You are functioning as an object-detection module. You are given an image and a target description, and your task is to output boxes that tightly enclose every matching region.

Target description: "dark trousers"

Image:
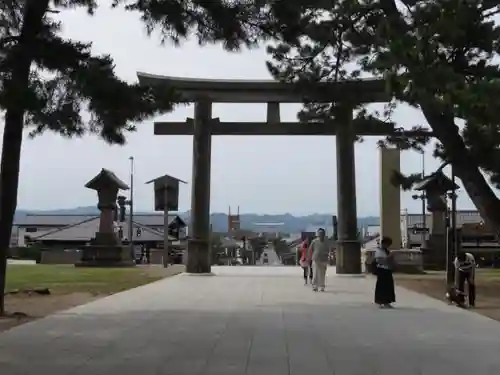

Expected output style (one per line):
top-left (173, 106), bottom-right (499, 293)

top-left (458, 271), bottom-right (476, 306)
top-left (303, 262), bottom-right (313, 280)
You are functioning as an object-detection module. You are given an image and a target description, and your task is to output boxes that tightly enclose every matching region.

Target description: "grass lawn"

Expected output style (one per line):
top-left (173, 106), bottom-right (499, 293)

top-left (395, 269), bottom-right (500, 321)
top-left (6, 264), bottom-right (179, 295)
top-left (1, 264), bottom-right (184, 331)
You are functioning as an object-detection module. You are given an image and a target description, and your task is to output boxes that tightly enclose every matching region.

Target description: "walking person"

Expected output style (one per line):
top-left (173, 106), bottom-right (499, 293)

top-left (299, 239), bottom-right (313, 285)
top-left (309, 228), bottom-right (330, 292)
top-left (454, 252), bottom-right (476, 307)
top-left (374, 236), bottom-right (396, 308)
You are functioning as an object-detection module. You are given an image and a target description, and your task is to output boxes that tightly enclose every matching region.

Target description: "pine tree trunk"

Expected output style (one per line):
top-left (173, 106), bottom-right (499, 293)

top-left (378, 0), bottom-right (500, 236)
top-left (0, 110), bottom-right (25, 315)
top-left (421, 105), bottom-right (500, 238)
top-left (451, 162), bottom-right (500, 233)
top-left (0, 0), bottom-right (49, 315)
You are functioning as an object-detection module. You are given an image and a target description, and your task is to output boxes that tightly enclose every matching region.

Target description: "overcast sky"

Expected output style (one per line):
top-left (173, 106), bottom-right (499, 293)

top-left (2, 4), bottom-right (483, 216)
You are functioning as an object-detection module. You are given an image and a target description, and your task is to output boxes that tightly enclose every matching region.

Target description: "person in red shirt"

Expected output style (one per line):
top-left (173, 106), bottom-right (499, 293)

top-left (299, 239), bottom-right (313, 285)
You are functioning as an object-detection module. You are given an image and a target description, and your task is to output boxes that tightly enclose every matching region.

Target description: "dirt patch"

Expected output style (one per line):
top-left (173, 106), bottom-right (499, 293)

top-left (395, 270), bottom-right (500, 322)
top-left (1, 292), bottom-right (97, 331)
top-left (0, 264), bottom-right (185, 332)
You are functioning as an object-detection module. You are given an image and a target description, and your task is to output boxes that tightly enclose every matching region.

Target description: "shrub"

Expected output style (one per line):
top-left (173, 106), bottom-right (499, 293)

top-left (16, 246), bottom-right (42, 262)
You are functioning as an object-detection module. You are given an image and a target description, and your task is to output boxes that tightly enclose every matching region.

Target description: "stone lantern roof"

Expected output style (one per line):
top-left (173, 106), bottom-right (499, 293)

top-left (414, 170), bottom-right (458, 193)
top-left (85, 168), bottom-right (129, 191)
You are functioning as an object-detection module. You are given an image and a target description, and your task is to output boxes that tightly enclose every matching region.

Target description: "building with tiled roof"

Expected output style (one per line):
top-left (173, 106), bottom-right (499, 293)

top-left (13, 213), bottom-right (186, 247)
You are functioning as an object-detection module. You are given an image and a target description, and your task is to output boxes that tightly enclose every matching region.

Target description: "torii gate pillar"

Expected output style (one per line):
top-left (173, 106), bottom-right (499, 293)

top-left (380, 147), bottom-right (401, 249)
top-left (335, 107), bottom-right (362, 274)
top-left (186, 99), bottom-right (214, 273)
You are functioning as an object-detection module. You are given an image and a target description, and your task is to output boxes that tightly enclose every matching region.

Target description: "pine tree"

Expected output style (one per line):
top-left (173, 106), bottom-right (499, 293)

top-left (0, 0), bottom-right (265, 315)
top-left (264, 0), bottom-right (500, 234)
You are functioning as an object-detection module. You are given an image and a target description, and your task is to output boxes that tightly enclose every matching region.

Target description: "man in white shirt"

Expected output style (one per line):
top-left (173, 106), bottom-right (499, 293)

top-left (454, 252), bottom-right (476, 307)
top-left (308, 228), bottom-right (330, 292)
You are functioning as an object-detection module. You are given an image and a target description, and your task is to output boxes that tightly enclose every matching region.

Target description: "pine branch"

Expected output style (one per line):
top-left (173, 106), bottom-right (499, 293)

top-left (113, 0), bottom-right (267, 50)
top-left (22, 30), bottom-right (181, 144)
top-left (390, 170), bottom-right (423, 191)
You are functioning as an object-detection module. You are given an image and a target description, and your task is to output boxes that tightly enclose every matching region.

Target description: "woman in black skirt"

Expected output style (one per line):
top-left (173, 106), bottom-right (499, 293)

top-left (374, 236), bottom-right (396, 308)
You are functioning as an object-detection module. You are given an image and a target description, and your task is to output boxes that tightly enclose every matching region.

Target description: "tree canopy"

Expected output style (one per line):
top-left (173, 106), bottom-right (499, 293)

top-left (263, 0), bottom-right (500, 231)
top-left (0, 0), bottom-right (266, 144)
top-left (0, 0), bottom-right (268, 314)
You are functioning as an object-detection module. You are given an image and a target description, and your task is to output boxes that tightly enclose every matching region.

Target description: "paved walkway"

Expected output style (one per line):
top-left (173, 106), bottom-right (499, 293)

top-left (1, 266), bottom-right (500, 375)
top-left (257, 247), bottom-right (282, 266)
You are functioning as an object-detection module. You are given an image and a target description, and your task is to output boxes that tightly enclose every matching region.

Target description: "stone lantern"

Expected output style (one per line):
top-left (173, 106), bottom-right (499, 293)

top-left (75, 168), bottom-right (134, 267)
top-left (414, 170), bottom-right (458, 270)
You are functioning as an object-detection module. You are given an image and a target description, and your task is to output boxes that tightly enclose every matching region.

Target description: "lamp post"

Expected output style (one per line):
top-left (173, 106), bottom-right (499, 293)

top-left (421, 151), bottom-right (427, 243)
top-left (447, 164), bottom-right (458, 285)
top-left (128, 156), bottom-right (134, 259)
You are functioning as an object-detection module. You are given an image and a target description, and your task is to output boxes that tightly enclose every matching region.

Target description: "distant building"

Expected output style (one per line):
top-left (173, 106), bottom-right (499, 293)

top-left (227, 206), bottom-right (241, 232)
top-left (401, 210), bottom-right (483, 248)
top-left (13, 213), bottom-right (186, 248)
top-left (303, 224), bottom-right (335, 236)
top-left (253, 222), bottom-right (285, 239)
top-left (364, 225), bottom-right (380, 237)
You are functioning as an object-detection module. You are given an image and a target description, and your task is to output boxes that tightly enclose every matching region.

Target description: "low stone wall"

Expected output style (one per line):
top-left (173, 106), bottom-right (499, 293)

top-left (41, 250), bottom-right (82, 264)
top-left (149, 249), bottom-right (165, 265)
top-left (138, 249), bottom-right (184, 265)
top-left (362, 248), bottom-right (424, 274)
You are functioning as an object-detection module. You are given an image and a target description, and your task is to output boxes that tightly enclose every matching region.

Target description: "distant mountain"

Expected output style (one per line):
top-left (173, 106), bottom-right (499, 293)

top-left (15, 206), bottom-right (379, 233)
top-left (15, 206), bottom-right (100, 219)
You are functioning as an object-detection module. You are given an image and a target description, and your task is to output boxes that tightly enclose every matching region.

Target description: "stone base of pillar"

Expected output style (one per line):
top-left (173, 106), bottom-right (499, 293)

top-left (186, 238), bottom-right (211, 274)
top-left (75, 245), bottom-right (135, 267)
top-left (162, 249), bottom-right (169, 268)
top-left (336, 240), bottom-right (362, 274)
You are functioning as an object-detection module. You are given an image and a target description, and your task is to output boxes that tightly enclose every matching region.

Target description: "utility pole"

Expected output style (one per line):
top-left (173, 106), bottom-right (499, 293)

top-left (421, 151), bottom-right (427, 245)
top-left (163, 188), bottom-right (169, 268)
top-left (128, 156), bottom-right (135, 260)
top-left (444, 163), bottom-right (459, 285)
top-left (448, 164), bottom-right (458, 284)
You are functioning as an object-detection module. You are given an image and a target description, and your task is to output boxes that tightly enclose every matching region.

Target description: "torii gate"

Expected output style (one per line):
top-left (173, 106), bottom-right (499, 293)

top-left (138, 73), bottom-right (430, 274)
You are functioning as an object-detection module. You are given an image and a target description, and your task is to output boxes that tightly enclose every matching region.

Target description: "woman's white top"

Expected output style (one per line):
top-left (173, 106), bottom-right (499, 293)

top-left (375, 248), bottom-right (390, 270)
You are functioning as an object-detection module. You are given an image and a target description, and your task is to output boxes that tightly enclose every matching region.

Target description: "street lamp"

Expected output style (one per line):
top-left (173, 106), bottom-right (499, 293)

top-left (420, 151), bottom-right (427, 239)
top-left (446, 164), bottom-right (459, 284)
top-left (128, 156), bottom-right (134, 259)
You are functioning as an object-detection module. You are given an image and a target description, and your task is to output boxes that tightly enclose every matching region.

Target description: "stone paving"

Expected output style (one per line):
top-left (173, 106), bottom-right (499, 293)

top-left (1, 266), bottom-right (500, 374)
top-left (256, 248), bottom-right (281, 266)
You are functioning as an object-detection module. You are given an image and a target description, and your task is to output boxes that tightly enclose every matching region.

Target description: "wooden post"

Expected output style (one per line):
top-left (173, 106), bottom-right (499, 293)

top-left (163, 187), bottom-right (169, 268)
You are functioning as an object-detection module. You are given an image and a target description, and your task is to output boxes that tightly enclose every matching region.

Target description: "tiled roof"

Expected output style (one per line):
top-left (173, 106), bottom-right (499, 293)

top-left (85, 168), bottom-right (129, 191)
top-left (15, 214), bottom-right (98, 227)
top-left (15, 213), bottom-right (185, 227)
top-left (33, 217), bottom-right (176, 242)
